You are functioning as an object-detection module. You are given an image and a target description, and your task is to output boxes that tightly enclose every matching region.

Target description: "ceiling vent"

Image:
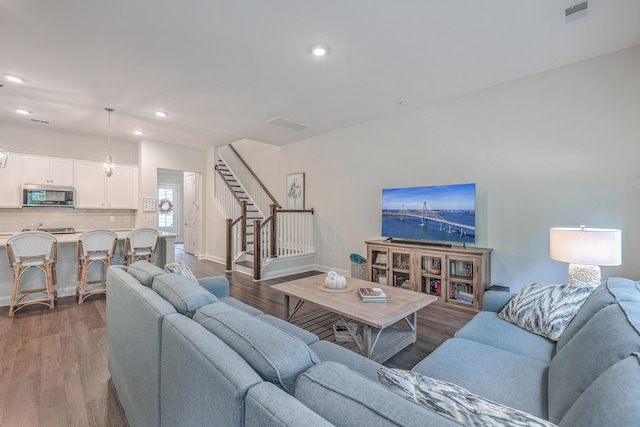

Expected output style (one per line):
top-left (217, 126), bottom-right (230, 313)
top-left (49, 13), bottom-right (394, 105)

top-left (30, 118), bottom-right (50, 124)
top-left (565, 1), bottom-right (589, 23)
top-left (267, 116), bottom-right (310, 131)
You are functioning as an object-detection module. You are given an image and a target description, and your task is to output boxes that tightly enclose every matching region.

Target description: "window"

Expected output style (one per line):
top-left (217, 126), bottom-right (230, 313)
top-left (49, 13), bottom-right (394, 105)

top-left (158, 187), bottom-right (174, 228)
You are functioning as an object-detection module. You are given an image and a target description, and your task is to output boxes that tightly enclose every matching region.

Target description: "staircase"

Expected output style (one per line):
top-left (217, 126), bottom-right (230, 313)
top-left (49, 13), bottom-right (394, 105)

top-left (215, 157), bottom-right (262, 275)
top-left (214, 144), bottom-right (315, 280)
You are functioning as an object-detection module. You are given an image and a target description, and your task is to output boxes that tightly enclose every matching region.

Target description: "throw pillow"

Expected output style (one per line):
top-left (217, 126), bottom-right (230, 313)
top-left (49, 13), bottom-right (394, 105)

top-left (165, 261), bottom-right (198, 283)
top-left (378, 367), bottom-right (557, 427)
top-left (498, 283), bottom-right (594, 341)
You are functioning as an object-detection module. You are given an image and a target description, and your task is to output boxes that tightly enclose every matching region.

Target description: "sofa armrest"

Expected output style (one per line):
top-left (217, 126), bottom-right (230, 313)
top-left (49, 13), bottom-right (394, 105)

top-left (482, 290), bottom-right (515, 312)
top-left (198, 276), bottom-right (230, 298)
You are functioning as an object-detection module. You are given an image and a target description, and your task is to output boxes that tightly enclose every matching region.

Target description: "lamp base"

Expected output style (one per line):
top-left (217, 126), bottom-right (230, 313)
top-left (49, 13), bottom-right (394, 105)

top-left (568, 263), bottom-right (601, 287)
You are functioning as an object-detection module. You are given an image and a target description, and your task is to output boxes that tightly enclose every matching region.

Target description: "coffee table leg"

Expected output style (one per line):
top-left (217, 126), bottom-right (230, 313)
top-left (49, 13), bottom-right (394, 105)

top-left (285, 297), bottom-right (306, 321)
top-left (284, 295), bottom-right (290, 319)
top-left (362, 325), bottom-right (372, 358)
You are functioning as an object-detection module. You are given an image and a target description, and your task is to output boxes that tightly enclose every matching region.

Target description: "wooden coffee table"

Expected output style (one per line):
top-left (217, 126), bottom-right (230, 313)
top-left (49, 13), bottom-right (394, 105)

top-left (271, 274), bottom-right (437, 363)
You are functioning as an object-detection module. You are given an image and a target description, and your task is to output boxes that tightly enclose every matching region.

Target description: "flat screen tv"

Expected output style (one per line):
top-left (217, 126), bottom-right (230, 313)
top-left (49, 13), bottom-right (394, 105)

top-left (382, 183), bottom-right (476, 245)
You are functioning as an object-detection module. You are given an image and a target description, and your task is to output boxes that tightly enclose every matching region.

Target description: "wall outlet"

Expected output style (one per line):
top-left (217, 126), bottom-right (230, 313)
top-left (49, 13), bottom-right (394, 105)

top-left (109, 216), bottom-right (115, 222)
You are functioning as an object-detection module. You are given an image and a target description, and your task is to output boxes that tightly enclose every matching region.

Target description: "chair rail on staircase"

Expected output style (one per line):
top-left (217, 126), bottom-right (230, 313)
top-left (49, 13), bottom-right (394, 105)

top-left (215, 145), bottom-right (315, 280)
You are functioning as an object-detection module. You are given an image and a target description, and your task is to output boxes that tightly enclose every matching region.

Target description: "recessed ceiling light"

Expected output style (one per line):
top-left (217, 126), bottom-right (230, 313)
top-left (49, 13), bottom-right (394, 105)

top-left (155, 111), bottom-right (167, 118)
top-left (133, 130), bottom-right (144, 136)
top-left (16, 109), bottom-right (31, 115)
top-left (4, 75), bottom-right (24, 84)
top-left (310, 44), bottom-right (330, 57)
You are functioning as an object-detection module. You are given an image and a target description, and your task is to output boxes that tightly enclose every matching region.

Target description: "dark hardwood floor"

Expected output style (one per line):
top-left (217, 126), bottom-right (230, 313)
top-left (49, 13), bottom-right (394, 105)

top-left (0, 245), bottom-right (476, 426)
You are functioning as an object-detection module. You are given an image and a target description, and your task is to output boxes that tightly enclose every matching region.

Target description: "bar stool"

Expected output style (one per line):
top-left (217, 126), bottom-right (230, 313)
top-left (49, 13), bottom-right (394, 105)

top-left (76, 229), bottom-right (118, 304)
top-left (5, 231), bottom-right (58, 316)
top-left (123, 228), bottom-right (159, 265)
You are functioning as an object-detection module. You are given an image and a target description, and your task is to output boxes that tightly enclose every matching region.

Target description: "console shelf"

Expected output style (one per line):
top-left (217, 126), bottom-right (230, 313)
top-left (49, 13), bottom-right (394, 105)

top-left (365, 239), bottom-right (492, 310)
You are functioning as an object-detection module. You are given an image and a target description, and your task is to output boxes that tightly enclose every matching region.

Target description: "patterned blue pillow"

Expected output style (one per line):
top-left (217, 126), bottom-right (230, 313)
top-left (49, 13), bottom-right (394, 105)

top-left (378, 367), bottom-right (557, 427)
top-left (165, 261), bottom-right (198, 283)
top-left (499, 283), bottom-right (594, 341)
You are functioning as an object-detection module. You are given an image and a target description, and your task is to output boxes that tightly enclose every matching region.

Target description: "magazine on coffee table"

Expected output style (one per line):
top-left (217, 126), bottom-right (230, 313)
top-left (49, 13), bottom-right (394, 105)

top-left (357, 287), bottom-right (388, 303)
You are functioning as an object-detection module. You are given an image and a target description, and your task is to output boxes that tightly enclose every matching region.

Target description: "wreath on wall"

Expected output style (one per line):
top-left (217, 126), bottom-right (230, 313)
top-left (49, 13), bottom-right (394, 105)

top-left (158, 198), bottom-right (173, 215)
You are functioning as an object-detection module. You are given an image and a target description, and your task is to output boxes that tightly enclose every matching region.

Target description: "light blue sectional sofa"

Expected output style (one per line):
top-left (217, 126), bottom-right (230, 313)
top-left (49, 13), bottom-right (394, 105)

top-left (106, 262), bottom-right (640, 427)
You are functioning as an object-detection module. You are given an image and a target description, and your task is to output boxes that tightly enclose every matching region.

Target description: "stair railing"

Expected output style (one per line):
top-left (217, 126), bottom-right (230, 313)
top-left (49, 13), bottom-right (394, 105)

top-left (216, 144), bottom-right (315, 280)
top-left (214, 165), bottom-right (247, 270)
top-left (218, 145), bottom-right (280, 217)
top-left (253, 204), bottom-right (315, 280)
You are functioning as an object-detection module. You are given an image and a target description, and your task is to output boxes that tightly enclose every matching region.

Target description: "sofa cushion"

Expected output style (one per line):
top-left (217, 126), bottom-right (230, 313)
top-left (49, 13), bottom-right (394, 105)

top-left (308, 340), bottom-right (382, 382)
top-left (152, 273), bottom-right (218, 318)
top-left (558, 354), bottom-right (640, 427)
top-left (164, 260), bottom-right (198, 283)
top-left (548, 301), bottom-right (640, 423)
top-left (556, 278), bottom-right (640, 353)
top-left (295, 361), bottom-right (461, 427)
top-left (193, 302), bottom-right (319, 394)
top-left (255, 314), bottom-right (319, 345)
top-left (218, 296), bottom-right (264, 315)
top-left (378, 367), bottom-right (556, 427)
top-left (245, 382), bottom-right (334, 427)
top-left (499, 283), bottom-right (593, 341)
top-left (455, 311), bottom-right (555, 363)
top-left (127, 260), bottom-right (166, 287)
top-left (412, 338), bottom-right (549, 419)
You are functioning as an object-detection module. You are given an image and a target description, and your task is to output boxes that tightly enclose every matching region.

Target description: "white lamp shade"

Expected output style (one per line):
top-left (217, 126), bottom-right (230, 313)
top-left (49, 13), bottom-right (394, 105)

top-left (550, 227), bottom-right (622, 266)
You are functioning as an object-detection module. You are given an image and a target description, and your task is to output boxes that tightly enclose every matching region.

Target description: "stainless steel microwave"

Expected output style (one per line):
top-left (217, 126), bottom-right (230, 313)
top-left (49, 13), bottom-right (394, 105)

top-left (22, 185), bottom-right (75, 207)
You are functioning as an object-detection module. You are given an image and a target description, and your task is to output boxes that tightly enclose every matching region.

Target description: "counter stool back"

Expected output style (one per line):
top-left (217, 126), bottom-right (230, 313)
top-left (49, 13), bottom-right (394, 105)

top-left (5, 231), bottom-right (58, 316)
top-left (76, 229), bottom-right (118, 304)
top-left (123, 228), bottom-right (159, 265)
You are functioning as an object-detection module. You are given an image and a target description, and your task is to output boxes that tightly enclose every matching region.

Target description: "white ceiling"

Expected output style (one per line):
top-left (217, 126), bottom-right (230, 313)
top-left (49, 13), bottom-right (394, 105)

top-left (1, 0), bottom-right (639, 150)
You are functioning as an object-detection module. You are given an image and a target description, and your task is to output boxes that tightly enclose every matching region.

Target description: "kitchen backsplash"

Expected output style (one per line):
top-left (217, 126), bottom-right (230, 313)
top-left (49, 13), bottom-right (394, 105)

top-left (0, 208), bottom-right (136, 233)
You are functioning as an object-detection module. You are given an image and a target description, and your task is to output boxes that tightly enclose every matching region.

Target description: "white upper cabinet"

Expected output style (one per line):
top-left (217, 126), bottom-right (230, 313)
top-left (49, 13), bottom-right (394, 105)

top-left (0, 153), bottom-right (23, 208)
top-left (23, 155), bottom-right (74, 186)
top-left (75, 160), bottom-right (138, 209)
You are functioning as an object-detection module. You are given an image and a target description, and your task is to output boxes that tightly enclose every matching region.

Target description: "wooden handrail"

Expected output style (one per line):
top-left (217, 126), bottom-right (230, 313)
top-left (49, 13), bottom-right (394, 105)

top-left (229, 144), bottom-right (281, 208)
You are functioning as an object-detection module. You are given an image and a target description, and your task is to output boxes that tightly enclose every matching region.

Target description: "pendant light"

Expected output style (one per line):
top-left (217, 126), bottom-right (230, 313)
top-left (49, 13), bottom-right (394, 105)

top-left (104, 107), bottom-right (114, 177)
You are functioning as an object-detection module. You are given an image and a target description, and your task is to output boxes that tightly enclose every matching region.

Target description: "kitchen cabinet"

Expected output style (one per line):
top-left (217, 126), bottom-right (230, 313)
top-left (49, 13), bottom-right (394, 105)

top-left (23, 155), bottom-right (74, 186)
top-left (75, 161), bottom-right (138, 209)
top-left (0, 152), bottom-right (23, 208)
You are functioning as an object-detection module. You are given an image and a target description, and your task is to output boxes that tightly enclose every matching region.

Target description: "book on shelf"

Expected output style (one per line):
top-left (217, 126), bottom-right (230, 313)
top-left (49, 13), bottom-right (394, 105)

top-left (357, 287), bottom-right (387, 303)
top-left (456, 291), bottom-right (474, 304)
top-left (375, 253), bottom-right (387, 265)
top-left (333, 320), bottom-right (361, 342)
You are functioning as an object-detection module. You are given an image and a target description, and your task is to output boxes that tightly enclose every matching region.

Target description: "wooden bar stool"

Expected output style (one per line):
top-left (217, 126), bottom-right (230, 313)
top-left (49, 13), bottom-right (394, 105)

top-left (123, 228), bottom-right (159, 266)
top-left (5, 231), bottom-right (58, 316)
top-left (76, 229), bottom-right (118, 304)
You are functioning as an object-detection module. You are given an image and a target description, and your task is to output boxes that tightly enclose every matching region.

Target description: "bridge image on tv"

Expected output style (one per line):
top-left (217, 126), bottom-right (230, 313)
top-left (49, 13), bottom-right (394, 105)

top-left (382, 183), bottom-right (476, 243)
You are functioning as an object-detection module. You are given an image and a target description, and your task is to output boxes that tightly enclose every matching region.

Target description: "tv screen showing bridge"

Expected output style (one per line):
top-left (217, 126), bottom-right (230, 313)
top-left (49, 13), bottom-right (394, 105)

top-left (382, 183), bottom-right (476, 243)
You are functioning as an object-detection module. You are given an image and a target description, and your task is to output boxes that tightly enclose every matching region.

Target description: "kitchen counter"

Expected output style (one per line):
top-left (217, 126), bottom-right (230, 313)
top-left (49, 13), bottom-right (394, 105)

top-left (0, 229), bottom-right (176, 246)
top-left (0, 229), bottom-right (177, 308)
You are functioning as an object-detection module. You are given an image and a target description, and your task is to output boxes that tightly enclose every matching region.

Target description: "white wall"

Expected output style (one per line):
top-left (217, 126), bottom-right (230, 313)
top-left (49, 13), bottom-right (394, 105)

top-left (138, 139), bottom-right (207, 255)
top-left (224, 45), bottom-right (640, 291)
top-left (0, 122), bottom-right (136, 163)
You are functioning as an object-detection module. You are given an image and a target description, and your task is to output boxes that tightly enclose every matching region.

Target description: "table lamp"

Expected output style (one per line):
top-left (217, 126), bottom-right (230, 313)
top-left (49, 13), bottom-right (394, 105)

top-left (550, 226), bottom-right (621, 287)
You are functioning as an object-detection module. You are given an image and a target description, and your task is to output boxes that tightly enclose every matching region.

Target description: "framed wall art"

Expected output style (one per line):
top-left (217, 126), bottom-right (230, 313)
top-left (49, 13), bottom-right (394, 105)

top-left (143, 198), bottom-right (157, 212)
top-left (286, 173), bottom-right (305, 210)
